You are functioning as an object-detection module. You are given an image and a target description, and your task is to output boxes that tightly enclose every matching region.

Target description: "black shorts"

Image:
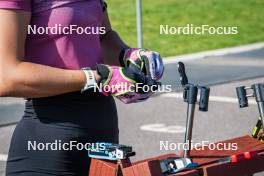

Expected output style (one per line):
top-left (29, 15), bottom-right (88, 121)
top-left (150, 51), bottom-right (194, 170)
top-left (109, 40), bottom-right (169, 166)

top-left (6, 91), bottom-right (119, 176)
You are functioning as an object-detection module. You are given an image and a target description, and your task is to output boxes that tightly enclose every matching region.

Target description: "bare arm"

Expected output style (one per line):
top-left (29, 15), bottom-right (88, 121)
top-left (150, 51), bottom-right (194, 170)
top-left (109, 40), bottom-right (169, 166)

top-left (0, 10), bottom-right (100, 98)
top-left (100, 8), bottom-right (129, 66)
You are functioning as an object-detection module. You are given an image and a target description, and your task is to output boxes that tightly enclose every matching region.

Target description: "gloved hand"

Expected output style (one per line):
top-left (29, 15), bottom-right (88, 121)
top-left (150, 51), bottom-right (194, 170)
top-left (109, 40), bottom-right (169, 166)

top-left (120, 48), bottom-right (164, 81)
top-left (96, 64), bottom-right (159, 104)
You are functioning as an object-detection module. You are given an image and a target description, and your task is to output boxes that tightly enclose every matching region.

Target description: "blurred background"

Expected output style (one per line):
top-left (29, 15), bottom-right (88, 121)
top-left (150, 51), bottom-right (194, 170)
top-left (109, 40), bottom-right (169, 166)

top-left (108, 0), bottom-right (264, 56)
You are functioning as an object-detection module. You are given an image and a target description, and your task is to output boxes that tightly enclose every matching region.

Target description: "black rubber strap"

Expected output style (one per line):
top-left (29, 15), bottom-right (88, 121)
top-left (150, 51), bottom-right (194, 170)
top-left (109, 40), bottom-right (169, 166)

top-left (96, 64), bottom-right (110, 84)
top-left (119, 48), bottom-right (127, 67)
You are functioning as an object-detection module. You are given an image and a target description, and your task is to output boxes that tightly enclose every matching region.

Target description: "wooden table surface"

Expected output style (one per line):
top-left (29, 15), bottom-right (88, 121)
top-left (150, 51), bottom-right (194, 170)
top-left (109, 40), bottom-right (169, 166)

top-left (172, 135), bottom-right (264, 176)
top-left (89, 135), bottom-right (264, 176)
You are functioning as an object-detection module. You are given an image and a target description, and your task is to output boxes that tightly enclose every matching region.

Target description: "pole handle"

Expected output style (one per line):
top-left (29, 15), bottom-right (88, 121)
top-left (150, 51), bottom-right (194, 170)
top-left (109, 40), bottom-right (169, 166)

top-left (177, 62), bottom-right (188, 86)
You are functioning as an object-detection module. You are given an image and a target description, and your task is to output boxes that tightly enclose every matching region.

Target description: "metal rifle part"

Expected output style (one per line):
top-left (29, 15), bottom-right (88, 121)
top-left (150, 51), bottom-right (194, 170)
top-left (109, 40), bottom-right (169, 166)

top-left (88, 143), bottom-right (135, 161)
top-left (184, 85), bottom-right (197, 158)
top-left (177, 62), bottom-right (210, 158)
top-left (236, 83), bottom-right (264, 138)
top-left (236, 86), bottom-right (249, 108)
top-left (177, 62), bottom-right (188, 86)
top-left (158, 62), bottom-right (206, 174)
top-left (199, 86), bottom-right (210, 111)
top-left (253, 84), bottom-right (264, 129)
top-left (160, 157), bottom-right (198, 174)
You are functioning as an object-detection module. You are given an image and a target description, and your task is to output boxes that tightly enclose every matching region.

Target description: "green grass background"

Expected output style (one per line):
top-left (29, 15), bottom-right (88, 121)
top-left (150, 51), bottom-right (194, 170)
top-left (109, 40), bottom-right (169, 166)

top-left (107, 0), bottom-right (264, 57)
